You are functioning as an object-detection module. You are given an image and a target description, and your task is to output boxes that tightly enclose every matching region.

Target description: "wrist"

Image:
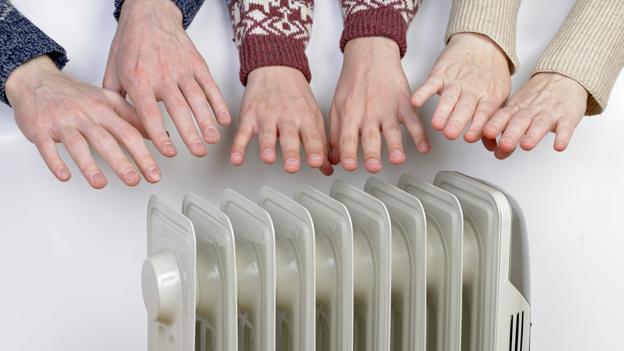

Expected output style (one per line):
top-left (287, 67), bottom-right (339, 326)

top-left (534, 72), bottom-right (588, 100)
top-left (5, 56), bottom-right (61, 105)
top-left (247, 66), bottom-right (307, 85)
top-left (450, 32), bottom-right (506, 56)
top-left (343, 37), bottom-right (401, 66)
top-left (119, 0), bottom-right (183, 24)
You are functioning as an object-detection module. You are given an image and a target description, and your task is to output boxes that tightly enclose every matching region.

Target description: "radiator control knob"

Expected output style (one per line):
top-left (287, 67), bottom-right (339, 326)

top-left (141, 249), bottom-right (181, 324)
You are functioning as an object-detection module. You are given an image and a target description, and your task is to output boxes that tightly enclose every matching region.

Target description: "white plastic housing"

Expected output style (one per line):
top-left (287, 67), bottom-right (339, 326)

top-left (434, 171), bottom-right (531, 351)
top-left (143, 195), bottom-right (197, 351)
top-left (398, 175), bottom-right (463, 351)
top-left (364, 177), bottom-right (427, 351)
top-left (257, 187), bottom-right (316, 351)
top-left (293, 184), bottom-right (354, 351)
top-left (182, 193), bottom-right (238, 351)
top-left (330, 180), bottom-right (392, 351)
top-left (221, 190), bottom-right (276, 351)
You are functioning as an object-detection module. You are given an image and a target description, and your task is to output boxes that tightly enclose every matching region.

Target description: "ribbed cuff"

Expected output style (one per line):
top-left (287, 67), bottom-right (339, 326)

top-left (532, 0), bottom-right (624, 116)
top-left (0, 6), bottom-right (68, 105)
top-left (340, 8), bottom-right (409, 57)
top-left (445, 0), bottom-right (520, 74)
top-left (239, 36), bottom-right (311, 86)
top-left (114, 0), bottom-right (204, 29)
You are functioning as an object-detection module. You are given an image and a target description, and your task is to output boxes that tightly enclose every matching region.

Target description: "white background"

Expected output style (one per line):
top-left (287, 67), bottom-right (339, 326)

top-left (0, 0), bottom-right (622, 349)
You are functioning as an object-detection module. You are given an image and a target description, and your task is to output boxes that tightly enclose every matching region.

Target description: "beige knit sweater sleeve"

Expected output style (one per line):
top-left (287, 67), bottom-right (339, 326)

top-left (533, 0), bottom-right (624, 115)
top-left (446, 0), bottom-right (521, 73)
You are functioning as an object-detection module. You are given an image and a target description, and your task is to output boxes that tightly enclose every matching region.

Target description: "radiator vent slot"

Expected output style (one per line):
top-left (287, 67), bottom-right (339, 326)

top-left (509, 311), bottom-right (526, 351)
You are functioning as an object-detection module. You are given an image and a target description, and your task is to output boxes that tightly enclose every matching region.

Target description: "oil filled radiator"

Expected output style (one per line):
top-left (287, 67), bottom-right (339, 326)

top-left (140, 171), bottom-right (531, 351)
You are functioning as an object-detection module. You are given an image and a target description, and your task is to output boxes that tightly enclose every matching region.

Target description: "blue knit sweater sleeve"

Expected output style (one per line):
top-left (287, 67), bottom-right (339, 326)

top-left (0, 1), bottom-right (68, 105)
top-left (114, 0), bottom-right (206, 29)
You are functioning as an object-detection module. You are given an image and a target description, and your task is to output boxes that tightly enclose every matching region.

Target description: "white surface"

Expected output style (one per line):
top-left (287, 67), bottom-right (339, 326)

top-left (0, 0), bottom-right (622, 350)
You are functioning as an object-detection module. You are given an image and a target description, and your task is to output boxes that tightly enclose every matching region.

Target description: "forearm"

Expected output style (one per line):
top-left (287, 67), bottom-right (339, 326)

top-left (114, 0), bottom-right (204, 29)
top-left (228, 0), bottom-right (314, 85)
top-left (533, 0), bottom-right (624, 115)
top-left (0, 0), bottom-right (67, 105)
top-left (339, 0), bottom-right (423, 57)
top-left (445, 0), bottom-right (521, 73)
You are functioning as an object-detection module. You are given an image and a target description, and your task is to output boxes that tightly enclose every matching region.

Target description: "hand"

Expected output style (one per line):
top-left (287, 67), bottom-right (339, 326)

top-left (6, 56), bottom-right (161, 189)
top-left (104, 0), bottom-right (230, 158)
top-left (412, 33), bottom-right (511, 142)
top-left (230, 66), bottom-right (333, 175)
top-left (482, 72), bottom-right (588, 159)
top-left (329, 37), bottom-right (430, 173)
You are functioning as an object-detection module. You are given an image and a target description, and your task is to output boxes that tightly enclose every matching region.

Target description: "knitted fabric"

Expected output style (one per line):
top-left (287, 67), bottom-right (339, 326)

top-left (340, 0), bottom-right (423, 57)
top-left (228, 0), bottom-right (314, 85)
top-left (0, 1), bottom-right (68, 105)
top-left (114, 0), bottom-right (205, 29)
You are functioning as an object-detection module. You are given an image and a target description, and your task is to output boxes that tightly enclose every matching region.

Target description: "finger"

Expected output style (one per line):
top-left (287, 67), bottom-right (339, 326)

top-left (300, 117), bottom-right (325, 168)
top-left (102, 66), bottom-right (123, 96)
top-left (482, 136), bottom-right (498, 152)
top-left (431, 82), bottom-right (461, 131)
top-left (520, 114), bottom-right (555, 151)
top-left (411, 76), bottom-right (443, 107)
top-left (127, 83), bottom-right (177, 157)
top-left (381, 120), bottom-right (405, 164)
top-left (498, 110), bottom-right (533, 153)
top-left (444, 93), bottom-right (478, 140)
top-left (554, 118), bottom-right (579, 152)
top-left (35, 138), bottom-right (71, 182)
top-left (258, 121), bottom-right (277, 164)
top-left (60, 130), bottom-right (108, 189)
top-left (162, 87), bottom-right (207, 157)
top-left (494, 146), bottom-right (515, 160)
top-left (401, 104), bottom-right (431, 154)
top-left (314, 110), bottom-right (334, 176)
top-left (230, 120), bottom-right (254, 166)
top-left (102, 116), bottom-right (162, 183)
top-left (195, 68), bottom-right (231, 125)
top-left (361, 125), bottom-right (382, 173)
top-left (81, 125), bottom-right (141, 186)
top-left (329, 104), bottom-right (341, 165)
top-left (278, 122), bottom-right (301, 173)
top-left (483, 105), bottom-right (518, 139)
top-left (338, 118), bottom-right (360, 172)
top-left (179, 79), bottom-right (221, 144)
top-left (107, 92), bottom-right (148, 138)
top-left (465, 98), bottom-right (500, 142)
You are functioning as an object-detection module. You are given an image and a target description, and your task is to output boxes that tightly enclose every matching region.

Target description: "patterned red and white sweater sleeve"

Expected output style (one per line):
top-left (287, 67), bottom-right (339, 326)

top-left (228, 0), bottom-right (314, 85)
top-left (340, 0), bottom-right (423, 56)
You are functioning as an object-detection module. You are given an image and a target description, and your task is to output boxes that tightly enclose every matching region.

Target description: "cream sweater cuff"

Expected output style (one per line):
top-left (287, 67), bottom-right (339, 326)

top-left (445, 0), bottom-right (521, 74)
top-left (532, 0), bottom-right (624, 116)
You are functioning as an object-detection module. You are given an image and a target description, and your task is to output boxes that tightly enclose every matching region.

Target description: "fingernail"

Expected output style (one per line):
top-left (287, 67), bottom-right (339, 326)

top-left (192, 141), bottom-right (206, 154)
top-left (57, 168), bottom-right (70, 180)
top-left (418, 140), bottom-right (431, 152)
top-left (365, 159), bottom-right (381, 170)
top-left (148, 167), bottom-right (161, 182)
top-left (163, 142), bottom-right (176, 155)
top-left (390, 149), bottom-right (404, 161)
top-left (261, 148), bottom-right (275, 160)
top-left (218, 110), bottom-right (231, 124)
top-left (285, 158), bottom-right (300, 168)
top-left (231, 152), bottom-right (243, 164)
top-left (310, 154), bottom-right (323, 163)
top-left (342, 158), bottom-right (357, 169)
top-left (204, 127), bottom-right (219, 141)
top-left (124, 168), bottom-right (138, 181)
top-left (90, 172), bottom-right (105, 186)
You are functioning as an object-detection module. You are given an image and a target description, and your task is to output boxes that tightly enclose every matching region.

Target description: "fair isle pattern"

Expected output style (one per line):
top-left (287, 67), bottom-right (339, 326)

top-left (228, 0), bottom-right (314, 47)
top-left (341, 0), bottom-right (422, 23)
